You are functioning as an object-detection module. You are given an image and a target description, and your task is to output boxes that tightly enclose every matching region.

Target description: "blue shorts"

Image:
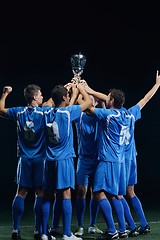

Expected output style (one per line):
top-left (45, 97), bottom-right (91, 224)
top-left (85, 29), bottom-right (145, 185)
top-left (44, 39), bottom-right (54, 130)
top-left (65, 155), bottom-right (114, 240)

top-left (119, 161), bottom-right (126, 195)
top-left (125, 157), bottom-right (137, 186)
top-left (76, 155), bottom-right (98, 186)
top-left (93, 161), bottom-right (126, 196)
top-left (16, 157), bottom-right (45, 188)
top-left (44, 157), bottom-right (75, 191)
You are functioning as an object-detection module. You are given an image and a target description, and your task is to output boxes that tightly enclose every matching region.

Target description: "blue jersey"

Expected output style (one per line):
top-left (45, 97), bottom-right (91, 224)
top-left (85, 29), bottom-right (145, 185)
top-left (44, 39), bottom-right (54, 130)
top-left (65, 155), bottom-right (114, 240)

top-left (125, 104), bottom-right (141, 160)
top-left (74, 112), bottom-right (98, 156)
top-left (7, 106), bottom-right (46, 159)
top-left (44, 105), bottom-right (81, 161)
top-left (94, 107), bottom-right (130, 163)
top-left (75, 112), bottom-right (99, 186)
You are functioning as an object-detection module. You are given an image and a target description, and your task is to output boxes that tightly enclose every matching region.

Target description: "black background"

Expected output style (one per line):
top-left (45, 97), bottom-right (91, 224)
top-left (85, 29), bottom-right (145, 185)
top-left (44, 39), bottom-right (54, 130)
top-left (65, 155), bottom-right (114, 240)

top-left (0, 1), bottom-right (160, 205)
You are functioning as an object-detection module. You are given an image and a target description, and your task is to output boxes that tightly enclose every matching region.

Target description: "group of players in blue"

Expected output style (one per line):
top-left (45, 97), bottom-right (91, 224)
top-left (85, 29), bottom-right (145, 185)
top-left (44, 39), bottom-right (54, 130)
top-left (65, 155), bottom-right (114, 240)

top-left (0, 71), bottom-right (160, 240)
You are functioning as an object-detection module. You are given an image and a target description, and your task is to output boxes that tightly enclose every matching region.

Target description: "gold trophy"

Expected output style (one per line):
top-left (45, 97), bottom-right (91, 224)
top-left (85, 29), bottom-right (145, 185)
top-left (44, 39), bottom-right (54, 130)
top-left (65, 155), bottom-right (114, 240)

top-left (70, 52), bottom-right (86, 83)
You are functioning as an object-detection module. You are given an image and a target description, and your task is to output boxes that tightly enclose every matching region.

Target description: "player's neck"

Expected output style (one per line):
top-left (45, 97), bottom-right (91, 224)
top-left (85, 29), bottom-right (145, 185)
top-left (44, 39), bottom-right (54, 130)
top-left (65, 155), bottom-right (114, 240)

top-left (28, 102), bottom-right (38, 108)
top-left (56, 102), bottom-right (66, 108)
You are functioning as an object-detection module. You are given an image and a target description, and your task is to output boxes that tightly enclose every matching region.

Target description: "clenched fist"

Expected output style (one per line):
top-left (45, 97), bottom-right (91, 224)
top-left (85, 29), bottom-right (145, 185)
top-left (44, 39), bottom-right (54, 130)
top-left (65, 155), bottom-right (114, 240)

top-left (3, 86), bottom-right (12, 94)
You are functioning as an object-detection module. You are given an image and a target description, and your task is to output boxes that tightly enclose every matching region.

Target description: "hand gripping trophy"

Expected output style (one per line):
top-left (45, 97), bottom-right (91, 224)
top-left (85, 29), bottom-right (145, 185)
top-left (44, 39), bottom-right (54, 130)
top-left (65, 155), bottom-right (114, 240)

top-left (70, 52), bottom-right (86, 84)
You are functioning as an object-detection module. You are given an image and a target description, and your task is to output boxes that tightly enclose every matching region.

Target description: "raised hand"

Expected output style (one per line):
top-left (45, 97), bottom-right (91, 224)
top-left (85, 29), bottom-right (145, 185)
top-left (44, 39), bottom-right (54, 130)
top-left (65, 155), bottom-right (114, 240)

top-left (3, 86), bottom-right (12, 94)
top-left (156, 70), bottom-right (160, 85)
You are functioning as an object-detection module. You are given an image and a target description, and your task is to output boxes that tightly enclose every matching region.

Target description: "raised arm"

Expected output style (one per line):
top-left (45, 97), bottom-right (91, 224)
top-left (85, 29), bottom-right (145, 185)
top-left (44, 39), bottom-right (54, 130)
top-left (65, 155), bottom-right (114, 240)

top-left (68, 82), bottom-right (79, 106)
top-left (84, 83), bottom-right (108, 102)
top-left (0, 86), bottom-right (12, 118)
top-left (77, 82), bottom-right (92, 111)
top-left (78, 80), bottom-right (107, 113)
top-left (138, 71), bottom-right (160, 109)
top-left (42, 98), bottom-right (55, 107)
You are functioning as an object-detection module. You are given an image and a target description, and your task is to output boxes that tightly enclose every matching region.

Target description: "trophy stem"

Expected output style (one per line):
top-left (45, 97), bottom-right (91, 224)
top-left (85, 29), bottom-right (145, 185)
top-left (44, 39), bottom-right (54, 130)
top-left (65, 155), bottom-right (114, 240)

top-left (72, 74), bottom-right (81, 84)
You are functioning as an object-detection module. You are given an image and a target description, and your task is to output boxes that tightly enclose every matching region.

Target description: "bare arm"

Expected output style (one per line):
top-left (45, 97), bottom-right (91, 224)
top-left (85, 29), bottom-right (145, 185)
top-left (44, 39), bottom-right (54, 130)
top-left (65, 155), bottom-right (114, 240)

top-left (80, 80), bottom-right (108, 102)
top-left (78, 80), bottom-right (107, 114)
top-left (69, 82), bottom-right (79, 106)
top-left (77, 83), bottom-right (92, 111)
top-left (138, 71), bottom-right (160, 109)
top-left (0, 86), bottom-right (12, 118)
top-left (64, 82), bottom-right (72, 92)
top-left (42, 98), bottom-right (55, 107)
top-left (76, 93), bottom-right (84, 105)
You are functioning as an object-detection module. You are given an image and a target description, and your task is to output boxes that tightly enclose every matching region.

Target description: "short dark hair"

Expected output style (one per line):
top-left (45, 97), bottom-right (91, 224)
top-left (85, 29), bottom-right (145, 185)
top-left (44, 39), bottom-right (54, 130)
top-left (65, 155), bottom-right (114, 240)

top-left (51, 85), bottom-right (68, 106)
top-left (24, 84), bottom-right (41, 104)
top-left (109, 88), bottom-right (125, 109)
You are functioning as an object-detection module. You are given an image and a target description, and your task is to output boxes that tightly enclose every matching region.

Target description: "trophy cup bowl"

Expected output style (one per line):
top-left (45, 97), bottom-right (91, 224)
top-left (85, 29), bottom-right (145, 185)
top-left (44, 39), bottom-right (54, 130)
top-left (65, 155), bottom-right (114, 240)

top-left (70, 53), bottom-right (86, 83)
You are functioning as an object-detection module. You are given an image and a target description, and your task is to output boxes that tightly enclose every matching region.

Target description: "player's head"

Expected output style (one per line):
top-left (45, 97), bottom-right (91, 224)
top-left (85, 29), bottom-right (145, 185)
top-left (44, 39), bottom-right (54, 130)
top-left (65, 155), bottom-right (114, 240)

top-left (24, 84), bottom-right (43, 105)
top-left (90, 95), bottom-right (105, 108)
top-left (51, 85), bottom-right (69, 107)
top-left (106, 88), bottom-right (125, 109)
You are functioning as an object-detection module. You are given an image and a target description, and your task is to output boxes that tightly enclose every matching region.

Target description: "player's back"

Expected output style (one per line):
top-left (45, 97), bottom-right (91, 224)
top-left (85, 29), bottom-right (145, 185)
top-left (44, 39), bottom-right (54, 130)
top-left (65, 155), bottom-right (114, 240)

top-left (7, 106), bottom-right (46, 158)
top-left (44, 105), bottom-right (81, 160)
top-left (94, 107), bottom-right (130, 162)
top-left (75, 112), bottom-right (98, 155)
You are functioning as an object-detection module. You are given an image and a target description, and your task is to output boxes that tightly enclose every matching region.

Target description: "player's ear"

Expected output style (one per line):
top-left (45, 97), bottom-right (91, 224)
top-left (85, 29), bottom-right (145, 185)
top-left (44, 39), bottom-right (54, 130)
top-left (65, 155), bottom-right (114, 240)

top-left (33, 95), bottom-right (38, 101)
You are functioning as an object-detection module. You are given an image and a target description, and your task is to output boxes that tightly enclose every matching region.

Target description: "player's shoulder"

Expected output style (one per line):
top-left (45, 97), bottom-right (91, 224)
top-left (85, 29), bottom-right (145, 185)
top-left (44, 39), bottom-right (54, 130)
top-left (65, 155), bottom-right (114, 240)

top-left (66, 104), bottom-right (81, 111)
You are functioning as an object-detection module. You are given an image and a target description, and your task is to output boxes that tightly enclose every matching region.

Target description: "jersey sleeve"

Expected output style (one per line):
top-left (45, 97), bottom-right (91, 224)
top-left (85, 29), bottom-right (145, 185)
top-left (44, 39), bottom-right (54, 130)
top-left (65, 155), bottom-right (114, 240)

top-left (94, 108), bottom-right (113, 119)
top-left (7, 107), bottom-right (21, 121)
top-left (67, 105), bottom-right (82, 121)
top-left (128, 104), bottom-right (141, 121)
